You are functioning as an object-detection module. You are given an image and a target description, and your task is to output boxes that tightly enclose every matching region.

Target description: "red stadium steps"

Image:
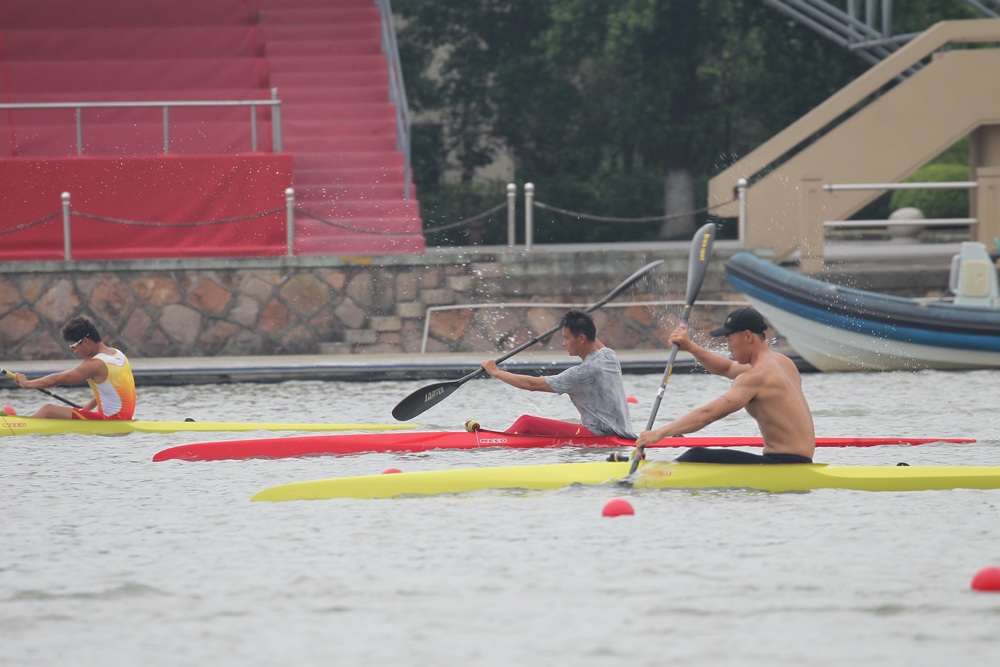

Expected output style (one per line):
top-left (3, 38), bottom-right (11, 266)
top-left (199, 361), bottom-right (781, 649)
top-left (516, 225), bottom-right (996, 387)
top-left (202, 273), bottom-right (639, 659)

top-left (281, 136), bottom-right (398, 153)
top-left (277, 87), bottom-right (391, 105)
top-left (265, 54), bottom-right (391, 74)
top-left (258, 0), bottom-right (423, 255)
top-left (257, 7), bottom-right (379, 27)
top-left (294, 167), bottom-right (409, 186)
top-left (292, 152), bottom-right (405, 171)
top-left (289, 182), bottom-right (414, 200)
top-left (295, 199), bottom-right (421, 217)
top-left (294, 228), bottom-right (426, 255)
top-left (283, 119), bottom-right (397, 137)
top-left (256, 23), bottom-right (381, 43)
top-left (269, 72), bottom-right (383, 88)
top-left (265, 40), bottom-right (381, 58)
top-left (280, 103), bottom-right (398, 123)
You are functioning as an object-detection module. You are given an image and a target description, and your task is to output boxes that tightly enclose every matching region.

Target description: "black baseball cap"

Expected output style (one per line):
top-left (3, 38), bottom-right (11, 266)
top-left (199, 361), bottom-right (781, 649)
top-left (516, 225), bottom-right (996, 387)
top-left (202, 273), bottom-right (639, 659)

top-left (709, 307), bottom-right (768, 337)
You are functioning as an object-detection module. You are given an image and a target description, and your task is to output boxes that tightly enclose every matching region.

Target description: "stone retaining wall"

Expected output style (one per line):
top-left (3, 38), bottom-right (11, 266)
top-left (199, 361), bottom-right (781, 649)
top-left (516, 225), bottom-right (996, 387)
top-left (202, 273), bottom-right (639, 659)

top-left (0, 246), bottom-right (951, 362)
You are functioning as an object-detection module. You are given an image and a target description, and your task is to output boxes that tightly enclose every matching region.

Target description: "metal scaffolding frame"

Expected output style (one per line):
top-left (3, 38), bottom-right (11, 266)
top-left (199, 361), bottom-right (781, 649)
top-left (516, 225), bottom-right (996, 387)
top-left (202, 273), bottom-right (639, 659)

top-left (765, 0), bottom-right (1000, 64)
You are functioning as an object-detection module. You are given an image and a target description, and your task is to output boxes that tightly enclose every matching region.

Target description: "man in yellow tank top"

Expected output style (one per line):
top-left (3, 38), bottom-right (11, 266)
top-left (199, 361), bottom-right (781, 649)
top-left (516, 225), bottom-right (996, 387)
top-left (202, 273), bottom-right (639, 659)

top-left (13, 317), bottom-right (136, 420)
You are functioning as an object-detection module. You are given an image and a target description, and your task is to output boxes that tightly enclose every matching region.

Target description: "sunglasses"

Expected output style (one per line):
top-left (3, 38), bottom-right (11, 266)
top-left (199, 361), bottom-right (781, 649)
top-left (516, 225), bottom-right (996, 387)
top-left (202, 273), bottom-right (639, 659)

top-left (68, 337), bottom-right (86, 350)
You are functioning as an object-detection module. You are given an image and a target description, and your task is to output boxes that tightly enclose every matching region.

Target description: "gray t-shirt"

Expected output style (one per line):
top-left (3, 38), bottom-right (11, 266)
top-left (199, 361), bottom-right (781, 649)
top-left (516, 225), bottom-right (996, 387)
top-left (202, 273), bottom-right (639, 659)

top-left (545, 347), bottom-right (637, 439)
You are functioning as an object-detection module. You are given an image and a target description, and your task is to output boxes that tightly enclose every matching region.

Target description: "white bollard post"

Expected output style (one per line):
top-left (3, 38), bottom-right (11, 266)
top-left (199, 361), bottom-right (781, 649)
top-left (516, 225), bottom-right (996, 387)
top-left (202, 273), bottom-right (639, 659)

top-left (61, 191), bottom-right (72, 261)
top-left (285, 188), bottom-right (295, 257)
top-left (506, 182), bottom-right (516, 248)
top-left (737, 178), bottom-right (748, 247)
top-left (524, 182), bottom-right (534, 251)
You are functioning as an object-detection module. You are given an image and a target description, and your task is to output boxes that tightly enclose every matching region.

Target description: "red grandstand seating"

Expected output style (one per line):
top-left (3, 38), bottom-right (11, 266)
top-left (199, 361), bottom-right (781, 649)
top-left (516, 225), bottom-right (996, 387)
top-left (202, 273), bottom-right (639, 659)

top-left (2, 60), bottom-right (268, 93)
top-left (0, 27), bottom-right (262, 60)
top-left (0, 0), bottom-right (256, 28)
top-left (0, 0), bottom-right (424, 258)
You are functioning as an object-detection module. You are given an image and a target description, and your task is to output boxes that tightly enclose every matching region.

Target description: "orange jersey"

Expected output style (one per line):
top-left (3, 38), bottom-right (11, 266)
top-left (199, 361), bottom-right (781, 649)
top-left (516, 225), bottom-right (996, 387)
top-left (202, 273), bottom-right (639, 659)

top-left (85, 349), bottom-right (136, 419)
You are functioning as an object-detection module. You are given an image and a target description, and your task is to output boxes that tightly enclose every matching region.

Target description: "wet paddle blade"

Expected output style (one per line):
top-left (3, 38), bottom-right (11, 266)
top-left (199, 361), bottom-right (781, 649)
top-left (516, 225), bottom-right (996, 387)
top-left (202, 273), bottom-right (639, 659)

top-left (392, 380), bottom-right (462, 421)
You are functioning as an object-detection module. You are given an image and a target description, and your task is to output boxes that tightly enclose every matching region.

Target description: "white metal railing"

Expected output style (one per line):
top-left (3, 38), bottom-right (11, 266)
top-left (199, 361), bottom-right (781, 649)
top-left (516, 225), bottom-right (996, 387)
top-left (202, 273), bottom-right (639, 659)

top-left (419, 300), bottom-right (744, 353)
top-left (821, 180), bottom-right (978, 232)
top-left (823, 182), bottom-right (979, 191)
top-left (823, 217), bottom-right (978, 229)
top-left (0, 92), bottom-right (283, 155)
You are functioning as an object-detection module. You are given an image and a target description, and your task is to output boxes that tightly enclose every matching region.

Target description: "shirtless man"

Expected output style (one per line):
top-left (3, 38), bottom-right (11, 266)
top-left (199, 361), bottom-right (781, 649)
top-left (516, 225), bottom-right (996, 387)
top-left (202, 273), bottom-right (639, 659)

top-left (482, 310), bottom-right (636, 439)
top-left (14, 316), bottom-right (136, 420)
top-left (636, 306), bottom-right (815, 463)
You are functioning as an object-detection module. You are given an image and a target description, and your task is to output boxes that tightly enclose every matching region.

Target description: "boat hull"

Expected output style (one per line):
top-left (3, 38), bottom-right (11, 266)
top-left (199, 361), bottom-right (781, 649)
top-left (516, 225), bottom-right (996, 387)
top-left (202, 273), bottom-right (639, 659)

top-left (0, 415), bottom-right (416, 437)
top-left (251, 461), bottom-right (1000, 501)
top-left (725, 251), bottom-right (1000, 371)
top-left (152, 430), bottom-right (972, 462)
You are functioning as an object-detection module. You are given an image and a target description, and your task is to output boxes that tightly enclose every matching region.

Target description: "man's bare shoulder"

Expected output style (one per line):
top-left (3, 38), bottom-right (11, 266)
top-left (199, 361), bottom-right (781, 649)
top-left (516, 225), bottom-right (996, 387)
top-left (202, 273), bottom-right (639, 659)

top-left (773, 351), bottom-right (803, 375)
top-left (740, 350), bottom-right (794, 382)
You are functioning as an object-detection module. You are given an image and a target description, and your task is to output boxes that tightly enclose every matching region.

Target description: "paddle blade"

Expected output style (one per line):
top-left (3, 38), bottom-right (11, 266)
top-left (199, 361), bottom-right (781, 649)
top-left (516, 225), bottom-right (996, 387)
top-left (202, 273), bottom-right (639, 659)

top-left (684, 223), bottom-right (716, 306)
top-left (392, 380), bottom-right (462, 421)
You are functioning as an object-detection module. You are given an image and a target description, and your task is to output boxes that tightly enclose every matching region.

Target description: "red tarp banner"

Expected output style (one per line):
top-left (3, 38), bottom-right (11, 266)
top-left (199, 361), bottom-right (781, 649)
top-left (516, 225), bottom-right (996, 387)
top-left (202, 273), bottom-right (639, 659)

top-left (0, 155), bottom-right (293, 261)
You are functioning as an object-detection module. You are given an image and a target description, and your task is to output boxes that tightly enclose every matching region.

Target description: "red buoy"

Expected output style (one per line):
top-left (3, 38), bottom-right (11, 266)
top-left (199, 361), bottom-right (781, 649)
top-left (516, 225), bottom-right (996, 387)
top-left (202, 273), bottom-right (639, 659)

top-left (602, 498), bottom-right (634, 517)
top-left (971, 566), bottom-right (1000, 591)
top-left (0, 406), bottom-right (15, 416)
top-left (626, 396), bottom-right (638, 404)
top-left (382, 468), bottom-right (402, 475)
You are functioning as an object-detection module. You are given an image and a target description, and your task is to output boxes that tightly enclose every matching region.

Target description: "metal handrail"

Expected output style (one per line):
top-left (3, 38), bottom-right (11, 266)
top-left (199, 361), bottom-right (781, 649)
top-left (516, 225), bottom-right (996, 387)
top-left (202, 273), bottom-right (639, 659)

top-left (0, 95), bottom-right (283, 155)
top-left (823, 181), bottom-right (978, 192)
top-left (375, 0), bottom-right (412, 200)
top-left (822, 180), bottom-right (979, 232)
top-left (824, 218), bottom-right (978, 228)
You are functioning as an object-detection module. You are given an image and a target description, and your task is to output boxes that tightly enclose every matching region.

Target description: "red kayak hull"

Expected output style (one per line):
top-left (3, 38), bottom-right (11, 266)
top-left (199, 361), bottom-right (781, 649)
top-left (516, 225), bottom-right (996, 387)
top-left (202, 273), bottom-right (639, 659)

top-left (151, 430), bottom-right (974, 462)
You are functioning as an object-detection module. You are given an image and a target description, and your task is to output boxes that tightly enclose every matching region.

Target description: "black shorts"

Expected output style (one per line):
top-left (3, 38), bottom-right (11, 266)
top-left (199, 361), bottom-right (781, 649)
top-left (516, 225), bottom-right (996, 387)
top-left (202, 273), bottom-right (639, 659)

top-left (675, 447), bottom-right (813, 465)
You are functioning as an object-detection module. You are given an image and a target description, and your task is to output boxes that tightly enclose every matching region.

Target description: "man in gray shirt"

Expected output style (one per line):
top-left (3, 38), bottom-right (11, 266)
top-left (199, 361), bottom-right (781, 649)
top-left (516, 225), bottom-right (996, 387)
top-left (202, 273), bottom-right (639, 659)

top-left (481, 310), bottom-right (637, 439)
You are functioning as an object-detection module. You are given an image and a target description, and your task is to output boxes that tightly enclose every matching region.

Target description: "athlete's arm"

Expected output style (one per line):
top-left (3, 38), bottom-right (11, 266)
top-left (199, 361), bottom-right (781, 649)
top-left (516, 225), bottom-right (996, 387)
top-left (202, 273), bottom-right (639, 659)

top-left (636, 375), bottom-right (757, 445)
top-left (669, 327), bottom-right (748, 379)
top-left (15, 359), bottom-right (106, 389)
top-left (481, 360), bottom-right (554, 392)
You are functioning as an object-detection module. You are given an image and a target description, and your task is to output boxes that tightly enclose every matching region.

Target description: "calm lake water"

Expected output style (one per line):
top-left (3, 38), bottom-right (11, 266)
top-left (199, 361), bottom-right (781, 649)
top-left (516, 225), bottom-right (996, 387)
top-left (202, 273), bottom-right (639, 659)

top-left (2, 368), bottom-right (1000, 666)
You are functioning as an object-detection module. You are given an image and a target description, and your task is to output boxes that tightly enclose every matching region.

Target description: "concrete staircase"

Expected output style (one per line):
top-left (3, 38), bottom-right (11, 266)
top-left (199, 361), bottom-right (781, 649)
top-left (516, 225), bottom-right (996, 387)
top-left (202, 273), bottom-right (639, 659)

top-left (708, 19), bottom-right (1000, 268)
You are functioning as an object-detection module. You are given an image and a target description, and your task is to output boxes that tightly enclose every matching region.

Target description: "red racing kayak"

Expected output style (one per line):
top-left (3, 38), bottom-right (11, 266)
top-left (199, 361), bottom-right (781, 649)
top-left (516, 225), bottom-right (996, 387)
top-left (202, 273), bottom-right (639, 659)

top-left (151, 429), bottom-right (974, 462)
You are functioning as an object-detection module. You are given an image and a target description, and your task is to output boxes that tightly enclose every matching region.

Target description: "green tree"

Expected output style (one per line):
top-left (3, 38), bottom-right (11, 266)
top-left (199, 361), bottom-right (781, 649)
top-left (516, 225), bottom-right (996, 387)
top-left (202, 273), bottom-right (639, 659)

top-left (394, 0), bottom-right (976, 246)
top-left (890, 163), bottom-right (971, 219)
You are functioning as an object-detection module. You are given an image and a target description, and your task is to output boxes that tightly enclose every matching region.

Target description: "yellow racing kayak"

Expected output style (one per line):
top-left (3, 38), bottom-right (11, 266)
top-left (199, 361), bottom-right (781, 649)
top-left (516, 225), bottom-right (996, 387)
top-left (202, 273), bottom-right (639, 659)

top-left (0, 414), bottom-right (417, 437)
top-left (250, 460), bottom-right (1000, 501)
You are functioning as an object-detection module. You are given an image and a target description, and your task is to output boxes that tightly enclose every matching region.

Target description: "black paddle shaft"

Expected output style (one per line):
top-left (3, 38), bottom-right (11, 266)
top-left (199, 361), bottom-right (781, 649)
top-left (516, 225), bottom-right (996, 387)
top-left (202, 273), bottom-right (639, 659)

top-left (627, 222), bottom-right (717, 476)
top-left (391, 259), bottom-right (666, 421)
